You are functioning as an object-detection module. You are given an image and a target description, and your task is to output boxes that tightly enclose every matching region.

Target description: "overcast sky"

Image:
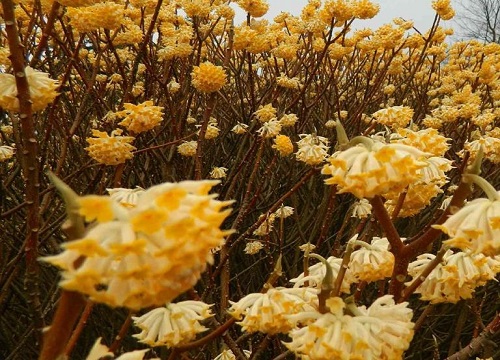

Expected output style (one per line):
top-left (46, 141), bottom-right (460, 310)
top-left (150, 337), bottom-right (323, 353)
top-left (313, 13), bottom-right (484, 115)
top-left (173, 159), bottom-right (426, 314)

top-left (234, 0), bottom-right (460, 34)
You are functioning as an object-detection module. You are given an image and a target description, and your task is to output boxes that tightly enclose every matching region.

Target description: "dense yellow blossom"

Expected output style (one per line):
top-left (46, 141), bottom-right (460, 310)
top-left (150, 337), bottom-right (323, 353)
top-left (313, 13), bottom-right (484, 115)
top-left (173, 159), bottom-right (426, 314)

top-left (116, 101), bottom-right (164, 134)
top-left (191, 62), bottom-right (227, 93)
top-left (43, 180), bottom-right (233, 309)
top-left (322, 138), bottom-right (428, 199)
top-left (272, 135), bottom-right (294, 156)
top-left (85, 130), bottom-right (136, 165)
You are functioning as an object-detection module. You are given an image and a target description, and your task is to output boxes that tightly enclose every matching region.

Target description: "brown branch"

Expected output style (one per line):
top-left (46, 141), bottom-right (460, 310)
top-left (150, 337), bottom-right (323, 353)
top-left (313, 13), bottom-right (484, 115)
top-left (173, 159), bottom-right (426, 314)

top-left (2, 0), bottom-right (43, 344)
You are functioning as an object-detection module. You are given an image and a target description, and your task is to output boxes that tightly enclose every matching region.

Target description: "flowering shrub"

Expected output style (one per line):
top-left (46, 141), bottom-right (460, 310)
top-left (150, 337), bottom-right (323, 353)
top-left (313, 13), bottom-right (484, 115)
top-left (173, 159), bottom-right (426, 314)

top-left (1, 0), bottom-right (499, 359)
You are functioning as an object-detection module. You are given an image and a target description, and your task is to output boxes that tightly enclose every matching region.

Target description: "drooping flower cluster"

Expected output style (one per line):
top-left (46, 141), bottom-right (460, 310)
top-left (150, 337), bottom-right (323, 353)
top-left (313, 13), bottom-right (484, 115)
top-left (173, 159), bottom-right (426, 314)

top-left (407, 250), bottom-right (500, 303)
top-left (272, 135), bottom-right (294, 156)
top-left (0, 145), bottom-right (15, 162)
top-left (85, 337), bottom-right (153, 360)
top-left (43, 180), bottom-right (233, 309)
top-left (285, 296), bottom-right (414, 360)
top-left (322, 137), bottom-right (428, 199)
top-left (295, 133), bottom-right (330, 165)
top-left (434, 176), bottom-right (500, 256)
top-left (106, 187), bottom-right (145, 208)
top-left (85, 129), bottom-right (136, 165)
top-left (0, 67), bottom-right (59, 112)
top-left (349, 237), bottom-right (395, 282)
top-left (116, 101), bottom-right (164, 134)
top-left (132, 301), bottom-right (213, 347)
top-left (228, 287), bottom-right (319, 334)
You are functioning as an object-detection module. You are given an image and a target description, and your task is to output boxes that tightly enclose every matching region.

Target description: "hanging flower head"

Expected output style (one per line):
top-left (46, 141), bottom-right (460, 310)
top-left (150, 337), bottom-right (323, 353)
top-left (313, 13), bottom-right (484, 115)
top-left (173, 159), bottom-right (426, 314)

top-left (132, 301), bottom-right (213, 347)
top-left (228, 287), bottom-right (318, 334)
top-left (349, 237), bottom-right (395, 282)
top-left (433, 175), bottom-right (500, 256)
top-left (407, 250), bottom-right (500, 303)
top-left (295, 133), bottom-right (330, 165)
top-left (0, 67), bottom-right (58, 112)
top-left (321, 137), bottom-right (428, 199)
top-left (43, 180), bottom-right (233, 310)
top-left (285, 296), bottom-right (414, 359)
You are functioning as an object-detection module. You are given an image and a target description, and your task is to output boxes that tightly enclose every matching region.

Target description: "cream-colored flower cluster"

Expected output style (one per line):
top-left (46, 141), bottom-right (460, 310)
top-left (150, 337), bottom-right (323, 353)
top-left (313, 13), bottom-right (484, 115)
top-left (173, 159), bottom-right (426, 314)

top-left (434, 193), bottom-right (500, 256)
top-left (322, 138), bottom-right (428, 199)
top-left (43, 180), bottom-right (233, 309)
top-left (85, 129), bottom-right (136, 165)
top-left (407, 250), bottom-right (500, 303)
top-left (295, 133), bottom-right (330, 165)
top-left (0, 67), bottom-right (58, 112)
top-left (133, 301), bottom-right (213, 347)
top-left (228, 287), bottom-right (319, 334)
top-left (349, 237), bottom-right (395, 282)
top-left (285, 296), bottom-right (414, 360)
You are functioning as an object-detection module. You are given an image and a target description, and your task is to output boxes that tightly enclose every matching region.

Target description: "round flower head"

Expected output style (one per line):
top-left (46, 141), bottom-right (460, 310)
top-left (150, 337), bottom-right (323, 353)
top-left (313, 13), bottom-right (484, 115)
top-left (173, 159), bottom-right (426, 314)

top-left (254, 103), bottom-right (277, 123)
top-left (177, 140), bottom-right (198, 157)
top-left (433, 176), bottom-right (500, 256)
top-left (321, 138), bottom-right (428, 199)
top-left (85, 129), bottom-right (136, 165)
top-left (351, 198), bottom-right (372, 218)
top-left (279, 113), bottom-right (298, 127)
top-left (407, 250), bottom-right (500, 303)
top-left (132, 301), bottom-right (213, 347)
top-left (395, 127), bottom-right (450, 156)
top-left (285, 295), bottom-right (414, 360)
top-left (116, 101), bottom-right (164, 134)
top-left (191, 62), bottom-right (227, 93)
top-left (43, 180), bottom-right (233, 309)
top-left (228, 287), bottom-right (318, 334)
top-left (272, 135), bottom-right (294, 156)
top-left (0, 67), bottom-right (58, 112)
top-left (349, 237), bottom-right (395, 282)
top-left (237, 0), bottom-right (269, 17)
top-left (66, 2), bottom-right (124, 32)
top-left (295, 133), bottom-right (330, 166)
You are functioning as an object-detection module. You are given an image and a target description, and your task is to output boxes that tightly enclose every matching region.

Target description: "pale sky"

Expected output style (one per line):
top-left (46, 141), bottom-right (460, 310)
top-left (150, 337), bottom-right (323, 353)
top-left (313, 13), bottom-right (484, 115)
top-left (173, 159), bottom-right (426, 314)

top-left (234, 0), bottom-right (461, 34)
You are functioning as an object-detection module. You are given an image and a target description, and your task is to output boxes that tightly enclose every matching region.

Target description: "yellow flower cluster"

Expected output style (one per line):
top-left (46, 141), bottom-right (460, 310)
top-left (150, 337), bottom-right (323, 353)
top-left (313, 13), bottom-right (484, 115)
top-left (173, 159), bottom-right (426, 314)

top-left (177, 140), bottom-right (198, 157)
top-left (191, 62), bottom-right (227, 93)
top-left (349, 237), bottom-right (395, 282)
top-left (407, 250), bottom-right (500, 303)
top-left (133, 301), bottom-right (213, 347)
top-left (434, 194), bottom-right (500, 256)
top-left (236, 0), bottom-right (269, 18)
top-left (85, 129), bottom-right (136, 165)
top-left (0, 145), bottom-right (15, 162)
top-left (254, 103), bottom-right (276, 123)
top-left (66, 2), bottom-right (124, 32)
top-left (228, 287), bottom-right (318, 334)
top-left (43, 180), bottom-right (233, 309)
top-left (295, 133), bottom-right (330, 165)
top-left (0, 67), bottom-right (59, 112)
top-left (372, 106), bottom-right (414, 129)
top-left (285, 296), bottom-right (414, 360)
top-left (272, 135), bottom-right (294, 156)
top-left (322, 138), bottom-right (427, 199)
top-left (116, 101), bottom-right (164, 134)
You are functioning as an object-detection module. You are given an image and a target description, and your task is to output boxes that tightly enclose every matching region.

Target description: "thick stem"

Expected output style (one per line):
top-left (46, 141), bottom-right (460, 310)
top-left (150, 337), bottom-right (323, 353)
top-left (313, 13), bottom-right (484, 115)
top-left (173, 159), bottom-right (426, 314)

top-left (2, 0), bottom-right (43, 344)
